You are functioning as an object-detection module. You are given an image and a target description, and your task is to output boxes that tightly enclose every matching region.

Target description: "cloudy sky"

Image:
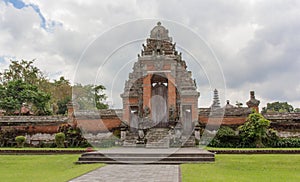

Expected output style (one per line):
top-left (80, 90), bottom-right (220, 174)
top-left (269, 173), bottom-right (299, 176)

top-left (0, 0), bottom-right (299, 109)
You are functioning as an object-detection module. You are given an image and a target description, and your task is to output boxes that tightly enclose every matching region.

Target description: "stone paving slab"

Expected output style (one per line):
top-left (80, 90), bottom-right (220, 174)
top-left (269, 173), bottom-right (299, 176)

top-left (69, 164), bottom-right (180, 182)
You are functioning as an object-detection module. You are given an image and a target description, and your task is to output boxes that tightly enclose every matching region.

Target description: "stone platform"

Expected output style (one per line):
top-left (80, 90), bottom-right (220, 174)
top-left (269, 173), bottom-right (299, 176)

top-left (76, 147), bottom-right (214, 164)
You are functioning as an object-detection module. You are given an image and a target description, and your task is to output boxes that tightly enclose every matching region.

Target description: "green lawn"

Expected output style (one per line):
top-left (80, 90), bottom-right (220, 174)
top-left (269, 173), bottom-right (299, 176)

top-left (0, 147), bottom-right (119, 151)
top-left (0, 155), bottom-right (104, 182)
top-left (1, 154), bottom-right (300, 181)
top-left (181, 154), bottom-right (300, 182)
top-left (205, 147), bottom-right (300, 150)
top-left (0, 147), bottom-right (87, 150)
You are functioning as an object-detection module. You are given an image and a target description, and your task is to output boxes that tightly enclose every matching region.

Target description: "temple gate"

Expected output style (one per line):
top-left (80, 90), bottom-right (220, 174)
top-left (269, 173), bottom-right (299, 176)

top-left (121, 22), bottom-right (199, 134)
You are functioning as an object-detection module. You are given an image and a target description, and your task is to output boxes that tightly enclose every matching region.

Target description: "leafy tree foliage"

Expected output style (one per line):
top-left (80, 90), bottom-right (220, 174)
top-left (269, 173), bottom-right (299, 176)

top-left (0, 59), bottom-right (107, 115)
top-left (261, 101), bottom-right (294, 113)
top-left (94, 85), bottom-right (108, 109)
top-left (238, 113), bottom-right (271, 147)
top-left (209, 126), bottom-right (239, 148)
top-left (73, 84), bottom-right (108, 110)
top-left (0, 79), bottom-right (51, 115)
top-left (0, 59), bottom-right (46, 86)
top-left (0, 60), bottom-right (52, 115)
top-left (49, 77), bottom-right (71, 114)
top-left (294, 108), bottom-right (300, 113)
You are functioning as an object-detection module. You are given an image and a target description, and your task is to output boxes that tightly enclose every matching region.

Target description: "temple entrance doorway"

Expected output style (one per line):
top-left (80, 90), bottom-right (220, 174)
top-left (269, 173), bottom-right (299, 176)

top-left (151, 74), bottom-right (168, 128)
top-left (182, 105), bottom-right (192, 134)
top-left (129, 106), bottom-right (139, 132)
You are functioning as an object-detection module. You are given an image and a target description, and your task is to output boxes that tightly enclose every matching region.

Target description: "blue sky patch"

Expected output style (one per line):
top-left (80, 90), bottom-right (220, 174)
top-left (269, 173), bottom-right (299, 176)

top-left (4, 0), bottom-right (25, 9)
top-left (0, 56), bottom-right (5, 63)
top-left (4, 0), bottom-right (58, 30)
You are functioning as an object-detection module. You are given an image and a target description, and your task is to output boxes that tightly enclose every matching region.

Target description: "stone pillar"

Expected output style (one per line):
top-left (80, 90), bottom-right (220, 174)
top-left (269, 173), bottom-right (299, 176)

top-left (67, 101), bottom-right (74, 119)
top-left (143, 74), bottom-right (152, 109)
top-left (246, 91), bottom-right (260, 112)
top-left (167, 73), bottom-right (176, 109)
top-left (66, 101), bottom-right (78, 127)
top-left (122, 98), bottom-right (130, 124)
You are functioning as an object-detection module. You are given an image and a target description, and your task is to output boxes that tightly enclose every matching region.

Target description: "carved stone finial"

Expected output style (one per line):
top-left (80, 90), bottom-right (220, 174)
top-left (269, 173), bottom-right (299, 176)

top-left (150, 22), bottom-right (172, 41)
top-left (246, 91), bottom-right (260, 107)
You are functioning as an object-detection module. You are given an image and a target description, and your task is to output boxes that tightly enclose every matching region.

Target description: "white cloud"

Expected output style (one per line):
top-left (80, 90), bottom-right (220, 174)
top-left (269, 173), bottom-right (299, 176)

top-left (0, 0), bottom-right (299, 109)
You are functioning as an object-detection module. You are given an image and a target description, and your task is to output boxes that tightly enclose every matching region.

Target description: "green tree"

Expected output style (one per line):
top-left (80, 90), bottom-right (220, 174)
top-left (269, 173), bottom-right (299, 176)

top-left (0, 59), bottom-right (46, 86)
top-left (261, 101), bottom-right (294, 113)
top-left (56, 96), bottom-right (71, 115)
top-left (0, 60), bottom-right (73, 115)
top-left (0, 60), bottom-right (52, 115)
top-left (238, 113), bottom-right (271, 148)
top-left (73, 84), bottom-right (108, 110)
top-left (0, 80), bottom-right (51, 115)
top-left (94, 85), bottom-right (108, 109)
top-left (50, 77), bottom-right (72, 114)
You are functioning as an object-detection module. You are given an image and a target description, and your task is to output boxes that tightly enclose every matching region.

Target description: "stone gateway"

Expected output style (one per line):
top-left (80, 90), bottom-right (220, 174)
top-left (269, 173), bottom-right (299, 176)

top-left (120, 22), bottom-right (199, 147)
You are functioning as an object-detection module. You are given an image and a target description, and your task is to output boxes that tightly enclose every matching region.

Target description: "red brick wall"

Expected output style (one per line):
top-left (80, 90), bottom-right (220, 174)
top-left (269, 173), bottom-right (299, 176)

top-left (1, 125), bottom-right (60, 134)
top-left (199, 116), bottom-right (247, 126)
top-left (76, 118), bottom-right (121, 133)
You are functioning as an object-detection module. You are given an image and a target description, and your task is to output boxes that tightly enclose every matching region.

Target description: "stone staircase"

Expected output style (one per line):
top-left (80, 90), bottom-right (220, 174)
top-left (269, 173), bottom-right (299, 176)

top-left (146, 128), bottom-right (170, 148)
top-left (77, 148), bottom-right (215, 164)
top-left (181, 135), bottom-right (196, 147)
top-left (123, 132), bottom-right (138, 147)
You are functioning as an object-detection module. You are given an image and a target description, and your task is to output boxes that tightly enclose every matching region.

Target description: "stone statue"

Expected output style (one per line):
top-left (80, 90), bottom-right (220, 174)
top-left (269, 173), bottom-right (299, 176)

top-left (143, 106), bottom-right (150, 117)
top-left (169, 105), bottom-right (176, 121)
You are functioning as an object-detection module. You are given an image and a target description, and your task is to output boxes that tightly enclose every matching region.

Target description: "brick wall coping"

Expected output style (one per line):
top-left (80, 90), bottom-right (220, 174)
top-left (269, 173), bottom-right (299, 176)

top-left (199, 107), bottom-right (251, 117)
top-left (0, 116), bottom-right (68, 123)
top-left (263, 113), bottom-right (300, 120)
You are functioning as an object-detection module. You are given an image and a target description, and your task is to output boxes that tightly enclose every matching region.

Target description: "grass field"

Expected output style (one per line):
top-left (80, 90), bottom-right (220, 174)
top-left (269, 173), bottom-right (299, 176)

top-left (0, 147), bottom-right (117, 151)
top-left (0, 155), bottom-right (104, 182)
top-left (181, 154), bottom-right (300, 182)
top-left (205, 147), bottom-right (300, 150)
top-left (1, 154), bottom-right (300, 181)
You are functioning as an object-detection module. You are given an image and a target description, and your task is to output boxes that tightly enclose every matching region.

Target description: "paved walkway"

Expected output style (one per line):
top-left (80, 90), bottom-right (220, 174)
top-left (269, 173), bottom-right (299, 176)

top-left (69, 164), bottom-right (180, 182)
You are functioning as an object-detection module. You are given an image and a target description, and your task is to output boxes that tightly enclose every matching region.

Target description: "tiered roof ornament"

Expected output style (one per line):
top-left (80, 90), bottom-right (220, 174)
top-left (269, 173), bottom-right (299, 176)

top-left (150, 22), bottom-right (172, 42)
top-left (211, 89), bottom-right (221, 109)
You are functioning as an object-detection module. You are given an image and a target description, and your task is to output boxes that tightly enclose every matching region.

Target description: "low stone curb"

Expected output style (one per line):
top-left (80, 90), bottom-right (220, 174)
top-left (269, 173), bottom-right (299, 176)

top-left (208, 150), bottom-right (300, 154)
top-left (0, 149), bottom-right (86, 155)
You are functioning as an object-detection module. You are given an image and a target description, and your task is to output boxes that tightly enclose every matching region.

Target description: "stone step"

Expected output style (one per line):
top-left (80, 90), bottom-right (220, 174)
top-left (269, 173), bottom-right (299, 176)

top-left (122, 132), bottom-right (138, 147)
top-left (77, 148), bottom-right (215, 164)
top-left (146, 139), bottom-right (170, 148)
top-left (145, 128), bottom-right (170, 148)
top-left (78, 156), bottom-right (214, 163)
top-left (81, 153), bottom-right (214, 158)
top-left (181, 135), bottom-right (196, 147)
top-left (123, 143), bottom-right (137, 147)
top-left (76, 159), bottom-right (215, 164)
